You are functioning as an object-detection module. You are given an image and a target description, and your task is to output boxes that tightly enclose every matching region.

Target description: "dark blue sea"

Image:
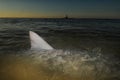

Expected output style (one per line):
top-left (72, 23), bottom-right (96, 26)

top-left (0, 18), bottom-right (120, 80)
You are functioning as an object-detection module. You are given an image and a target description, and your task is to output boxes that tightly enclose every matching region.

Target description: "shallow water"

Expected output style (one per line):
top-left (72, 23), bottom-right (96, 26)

top-left (0, 18), bottom-right (120, 80)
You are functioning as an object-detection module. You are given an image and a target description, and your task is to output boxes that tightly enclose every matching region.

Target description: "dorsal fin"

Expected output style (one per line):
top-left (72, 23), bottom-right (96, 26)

top-left (29, 31), bottom-right (54, 50)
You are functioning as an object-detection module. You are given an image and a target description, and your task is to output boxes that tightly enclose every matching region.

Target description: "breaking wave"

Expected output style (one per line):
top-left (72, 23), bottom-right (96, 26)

top-left (0, 48), bottom-right (119, 80)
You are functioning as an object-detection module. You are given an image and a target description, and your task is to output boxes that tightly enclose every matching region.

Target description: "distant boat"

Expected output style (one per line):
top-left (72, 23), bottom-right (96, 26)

top-left (64, 15), bottom-right (69, 19)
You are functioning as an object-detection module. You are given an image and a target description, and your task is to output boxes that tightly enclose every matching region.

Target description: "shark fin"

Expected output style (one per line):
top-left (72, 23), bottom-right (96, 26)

top-left (29, 31), bottom-right (54, 50)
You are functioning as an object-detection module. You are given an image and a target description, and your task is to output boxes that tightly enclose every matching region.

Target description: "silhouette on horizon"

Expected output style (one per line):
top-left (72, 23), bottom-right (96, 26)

top-left (64, 15), bottom-right (69, 19)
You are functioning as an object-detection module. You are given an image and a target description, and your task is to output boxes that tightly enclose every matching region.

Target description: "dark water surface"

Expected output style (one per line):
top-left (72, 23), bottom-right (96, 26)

top-left (0, 18), bottom-right (120, 80)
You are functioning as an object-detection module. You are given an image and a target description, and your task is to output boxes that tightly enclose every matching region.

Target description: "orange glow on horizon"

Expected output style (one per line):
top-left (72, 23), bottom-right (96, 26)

top-left (0, 11), bottom-right (120, 19)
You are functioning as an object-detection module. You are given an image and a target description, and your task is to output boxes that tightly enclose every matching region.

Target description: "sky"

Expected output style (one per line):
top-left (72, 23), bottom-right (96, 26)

top-left (0, 0), bottom-right (120, 19)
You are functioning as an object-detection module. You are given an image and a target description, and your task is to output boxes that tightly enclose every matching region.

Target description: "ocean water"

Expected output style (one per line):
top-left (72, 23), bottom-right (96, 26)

top-left (0, 18), bottom-right (120, 80)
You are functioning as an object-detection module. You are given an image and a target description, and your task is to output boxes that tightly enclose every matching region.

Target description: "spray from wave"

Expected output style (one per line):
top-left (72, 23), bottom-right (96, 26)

top-left (0, 48), bottom-right (119, 80)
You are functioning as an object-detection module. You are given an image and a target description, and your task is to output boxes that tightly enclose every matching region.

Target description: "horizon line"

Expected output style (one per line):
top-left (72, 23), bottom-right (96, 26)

top-left (0, 17), bottom-right (120, 19)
